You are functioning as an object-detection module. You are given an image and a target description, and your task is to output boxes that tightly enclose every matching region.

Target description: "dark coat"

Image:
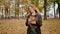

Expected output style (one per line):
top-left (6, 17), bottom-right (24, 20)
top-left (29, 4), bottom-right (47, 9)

top-left (25, 13), bottom-right (42, 34)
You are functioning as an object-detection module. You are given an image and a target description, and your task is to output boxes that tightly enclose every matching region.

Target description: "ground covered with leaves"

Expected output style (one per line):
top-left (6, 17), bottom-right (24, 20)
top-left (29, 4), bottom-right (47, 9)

top-left (0, 18), bottom-right (60, 34)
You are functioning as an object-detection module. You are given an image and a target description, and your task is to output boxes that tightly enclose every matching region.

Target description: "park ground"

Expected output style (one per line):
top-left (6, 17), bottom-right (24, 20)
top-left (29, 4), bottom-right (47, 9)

top-left (0, 18), bottom-right (60, 34)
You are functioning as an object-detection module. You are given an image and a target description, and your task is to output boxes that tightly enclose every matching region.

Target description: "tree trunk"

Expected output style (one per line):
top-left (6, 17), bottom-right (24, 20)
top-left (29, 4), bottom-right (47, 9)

top-left (5, 7), bottom-right (8, 19)
top-left (58, 3), bottom-right (60, 19)
top-left (15, 4), bottom-right (16, 18)
top-left (9, 8), bottom-right (10, 19)
top-left (17, 0), bottom-right (19, 19)
top-left (1, 8), bottom-right (3, 18)
top-left (54, 2), bottom-right (56, 18)
top-left (17, 3), bottom-right (19, 19)
top-left (44, 0), bottom-right (47, 20)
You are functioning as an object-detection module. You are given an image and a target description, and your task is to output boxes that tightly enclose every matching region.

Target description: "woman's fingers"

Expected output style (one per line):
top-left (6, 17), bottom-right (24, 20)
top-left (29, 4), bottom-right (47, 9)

top-left (29, 21), bottom-right (36, 24)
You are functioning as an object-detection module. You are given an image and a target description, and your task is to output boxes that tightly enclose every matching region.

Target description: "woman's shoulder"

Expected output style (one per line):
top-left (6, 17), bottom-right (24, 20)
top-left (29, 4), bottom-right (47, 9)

top-left (37, 13), bottom-right (41, 16)
top-left (26, 14), bottom-right (31, 18)
top-left (36, 13), bottom-right (42, 18)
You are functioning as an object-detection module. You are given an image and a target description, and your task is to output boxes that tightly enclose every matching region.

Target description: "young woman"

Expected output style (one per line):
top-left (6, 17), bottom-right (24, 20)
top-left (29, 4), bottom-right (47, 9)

top-left (25, 5), bottom-right (42, 34)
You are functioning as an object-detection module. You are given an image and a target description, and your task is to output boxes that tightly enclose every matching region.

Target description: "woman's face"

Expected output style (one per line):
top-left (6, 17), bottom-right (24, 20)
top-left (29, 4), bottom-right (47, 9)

top-left (29, 6), bottom-right (35, 13)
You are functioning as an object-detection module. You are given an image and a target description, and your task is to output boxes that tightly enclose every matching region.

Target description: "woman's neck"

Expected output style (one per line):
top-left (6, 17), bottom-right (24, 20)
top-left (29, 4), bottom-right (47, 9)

top-left (32, 12), bottom-right (36, 15)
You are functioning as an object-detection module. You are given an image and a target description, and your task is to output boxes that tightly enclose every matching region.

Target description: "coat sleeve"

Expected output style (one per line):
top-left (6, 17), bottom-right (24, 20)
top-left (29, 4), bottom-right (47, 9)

top-left (36, 14), bottom-right (42, 27)
top-left (25, 16), bottom-right (29, 26)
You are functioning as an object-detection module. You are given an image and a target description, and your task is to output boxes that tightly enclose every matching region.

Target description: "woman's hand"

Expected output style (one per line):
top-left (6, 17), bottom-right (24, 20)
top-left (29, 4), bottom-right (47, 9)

top-left (28, 18), bottom-right (36, 24)
top-left (29, 21), bottom-right (36, 24)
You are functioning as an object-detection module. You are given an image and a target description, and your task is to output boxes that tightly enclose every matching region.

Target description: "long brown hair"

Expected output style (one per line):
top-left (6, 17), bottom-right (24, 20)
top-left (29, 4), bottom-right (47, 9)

top-left (28, 5), bottom-right (39, 14)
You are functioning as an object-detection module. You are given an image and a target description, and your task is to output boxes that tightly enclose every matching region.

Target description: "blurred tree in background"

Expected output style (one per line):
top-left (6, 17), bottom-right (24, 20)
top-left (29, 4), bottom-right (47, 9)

top-left (0, 0), bottom-right (60, 19)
